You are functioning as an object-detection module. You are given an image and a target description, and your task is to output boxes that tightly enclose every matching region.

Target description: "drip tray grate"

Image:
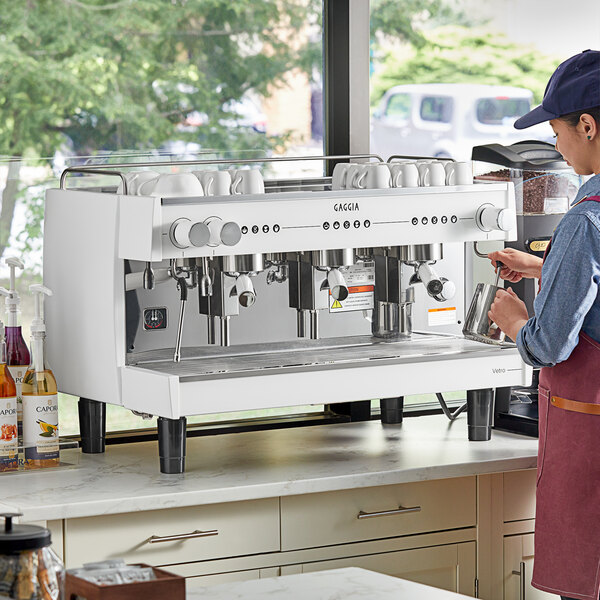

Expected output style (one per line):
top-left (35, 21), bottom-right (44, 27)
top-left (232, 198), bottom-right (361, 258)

top-left (128, 334), bottom-right (514, 379)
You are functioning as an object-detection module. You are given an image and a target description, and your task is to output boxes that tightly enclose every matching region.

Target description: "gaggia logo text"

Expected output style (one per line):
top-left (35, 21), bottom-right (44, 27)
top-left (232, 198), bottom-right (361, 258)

top-left (334, 202), bottom-right (359, 212)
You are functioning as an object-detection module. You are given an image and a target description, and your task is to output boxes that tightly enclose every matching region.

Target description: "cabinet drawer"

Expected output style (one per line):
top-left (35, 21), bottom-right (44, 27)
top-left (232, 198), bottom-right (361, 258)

top-left (64, 498), bottom-right (279, 568)
top-left (281, 477), bottom-right (475, 550)
top-left (503, 469), bottom-right (537, 522)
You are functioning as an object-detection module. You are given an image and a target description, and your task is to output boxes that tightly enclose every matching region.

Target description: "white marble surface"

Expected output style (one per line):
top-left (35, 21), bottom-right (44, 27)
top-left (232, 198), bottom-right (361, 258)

top-left (187, 567), bottom-right (474, 599)
top-left (0, 414), bottom-right (538, 521)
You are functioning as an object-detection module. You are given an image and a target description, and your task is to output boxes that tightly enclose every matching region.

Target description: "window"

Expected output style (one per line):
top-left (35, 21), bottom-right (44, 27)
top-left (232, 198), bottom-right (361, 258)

top-left (476, 98), bottom-right (531, 125)
top-left (385, 93), bottom-right (411, 121)
top-left (0, 2), bottom-right (324, 437)
top-left (420, 96), bottom-right (453, 123)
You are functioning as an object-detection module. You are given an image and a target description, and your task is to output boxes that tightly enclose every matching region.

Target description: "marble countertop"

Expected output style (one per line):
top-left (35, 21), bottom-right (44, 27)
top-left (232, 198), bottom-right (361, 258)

top-left (0, 414), bottom-right (538, 521)
top-left (187, 567), bottom-right (474, 599)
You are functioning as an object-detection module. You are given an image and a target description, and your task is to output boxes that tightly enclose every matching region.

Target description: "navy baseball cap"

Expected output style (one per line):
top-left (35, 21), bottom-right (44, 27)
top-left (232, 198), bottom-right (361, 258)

top-left (514, 49), bottom-right (600, 129)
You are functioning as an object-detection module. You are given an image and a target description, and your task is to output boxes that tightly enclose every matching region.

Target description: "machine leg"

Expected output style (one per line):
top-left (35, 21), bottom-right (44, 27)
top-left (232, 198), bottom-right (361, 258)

top-left (78, 398), bottom-right (106, 454)
top-left (158, 417), bottom-right (187, 474)
top-left (467, 389), bottom-right (494, 441)
top-left (380, 397), bottom-right (404, 424)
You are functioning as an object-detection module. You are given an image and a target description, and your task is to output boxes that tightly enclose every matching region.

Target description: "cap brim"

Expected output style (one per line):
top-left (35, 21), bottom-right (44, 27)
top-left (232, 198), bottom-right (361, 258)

top-left (514, 104), bottom-right (559, 129)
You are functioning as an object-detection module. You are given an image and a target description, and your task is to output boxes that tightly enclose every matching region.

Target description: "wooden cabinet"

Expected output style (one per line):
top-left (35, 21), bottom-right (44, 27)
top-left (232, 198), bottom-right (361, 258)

top-left (281, 477), bottom-right (476, 550)
top-left (63, 498), bottom-right (279, 568)
top-left (504, 534), bottom-right (553, 600)
top-left (297, 541), bottom-right (477, 597)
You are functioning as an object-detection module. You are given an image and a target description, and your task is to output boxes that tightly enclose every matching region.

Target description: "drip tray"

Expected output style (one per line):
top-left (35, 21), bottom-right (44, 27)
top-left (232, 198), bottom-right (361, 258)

top-left (128, 333), bottom-right (515, 380)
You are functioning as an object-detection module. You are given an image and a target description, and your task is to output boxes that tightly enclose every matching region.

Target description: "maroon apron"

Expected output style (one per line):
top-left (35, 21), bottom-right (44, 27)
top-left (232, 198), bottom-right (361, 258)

top-left (532, 195), bottom-right (600, 600)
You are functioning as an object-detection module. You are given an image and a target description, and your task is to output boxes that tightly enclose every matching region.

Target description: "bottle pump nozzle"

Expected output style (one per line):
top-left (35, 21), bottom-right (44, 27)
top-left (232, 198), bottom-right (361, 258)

top-left (4, 257), bottom-right (24, 327)
top-left (30, 284), bottom-right (53, 334)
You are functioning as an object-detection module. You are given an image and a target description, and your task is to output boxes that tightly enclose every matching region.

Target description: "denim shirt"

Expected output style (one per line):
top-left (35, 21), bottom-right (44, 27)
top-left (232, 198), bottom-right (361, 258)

top-left (516, 172), bottom-right (600, 368)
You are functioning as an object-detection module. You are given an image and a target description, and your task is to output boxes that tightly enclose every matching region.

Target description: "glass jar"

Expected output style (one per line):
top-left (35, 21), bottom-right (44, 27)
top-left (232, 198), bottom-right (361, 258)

top-left (0, 513), bottom-right (64, 600)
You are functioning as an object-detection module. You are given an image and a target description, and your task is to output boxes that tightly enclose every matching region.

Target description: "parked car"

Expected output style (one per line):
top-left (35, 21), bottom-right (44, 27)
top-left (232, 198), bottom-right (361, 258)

top-left (370, 83), bottom-right (554, 161)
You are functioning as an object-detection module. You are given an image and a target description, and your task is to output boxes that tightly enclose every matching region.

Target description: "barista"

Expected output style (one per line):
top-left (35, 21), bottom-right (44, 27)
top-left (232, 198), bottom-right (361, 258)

top-left (487, 49), bottom-right (600, 600)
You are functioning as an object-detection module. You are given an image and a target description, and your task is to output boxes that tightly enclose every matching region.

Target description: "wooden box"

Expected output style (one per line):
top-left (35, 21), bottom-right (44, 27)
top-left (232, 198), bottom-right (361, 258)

top-left (65, 564), bottom-right (185, 600)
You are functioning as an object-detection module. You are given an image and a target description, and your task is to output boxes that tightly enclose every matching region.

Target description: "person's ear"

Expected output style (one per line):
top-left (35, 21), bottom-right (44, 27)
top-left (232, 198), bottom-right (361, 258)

top-left (580, 113), bottom-right (598, 141)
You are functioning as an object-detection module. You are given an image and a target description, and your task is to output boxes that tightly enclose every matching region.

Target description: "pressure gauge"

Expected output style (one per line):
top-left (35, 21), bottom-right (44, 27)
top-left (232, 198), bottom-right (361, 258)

top-left (143, 307), bottom-right (168, 330)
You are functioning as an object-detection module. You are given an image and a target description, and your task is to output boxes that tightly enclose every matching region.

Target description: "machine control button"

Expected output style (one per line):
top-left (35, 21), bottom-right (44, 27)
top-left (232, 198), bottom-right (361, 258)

top-left (343, 220), bottom-right (350, 229)
top-left (333, 221), bottom-right (340, 229)
top-left (323, 222), bottom-right (330, 230)
top-left (252, 225), bottom-right (259, 234)
top-left (241, 225), bottom-right (248, 235)
top-left (273, 224), bottom-right (280, 233)
top-left (364, 220), bottom-right (371, 228)
top-left (411, 217), bottom-right (418, 226)
top-left (432, 216), bottom-right (438, 224)
top-left (451, 215), bottom-right (458, 224)
top-left (476, 205), bottom-right (516, 232)
top-left (354, 220), bottom-right (360, 228)
top-left (189, 222), bottom-right (211, 247)
top-left (262, 224), bottom-right (270, 233)
top-left (421, 217), bottom-right (428, 225)
top-left (170, 218), bottom-right (210, 249)
top-left (221, 222), bottom-right (242, 246)
top-left (441, 216), bottom-right (448, 224)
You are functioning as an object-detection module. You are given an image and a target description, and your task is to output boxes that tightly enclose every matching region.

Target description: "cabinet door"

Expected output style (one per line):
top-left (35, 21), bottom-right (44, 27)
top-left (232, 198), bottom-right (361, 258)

top-left (182, 566), bottom-right (279, 590)
top-left (504, 534), bottom-right (554, 600)
top-left (298, 541), bottom-right (476, 597)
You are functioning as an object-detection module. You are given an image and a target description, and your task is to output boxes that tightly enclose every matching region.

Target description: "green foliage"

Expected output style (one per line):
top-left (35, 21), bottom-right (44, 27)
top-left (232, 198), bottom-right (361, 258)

top-left (371, 26), bottom-right (560, 106)
top-left (370, 0), bottom-right (471, 48)
top-left (0, 0), bottom-right (321, 265)
top-left (0, 0), bottom-right (317, 157)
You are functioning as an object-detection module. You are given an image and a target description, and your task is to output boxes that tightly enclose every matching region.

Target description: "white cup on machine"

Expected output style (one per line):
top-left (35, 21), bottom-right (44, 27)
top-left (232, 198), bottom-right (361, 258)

top-left (418, 161), bottom-right (446, 187)
top-left (194, 170), bottom-right (232, 196)
top-left (230, 168), bottom-right (265, 195)
top-left (331, 163), bottom-right (351, 190)
top-left (389, 162), bottom-right (419, 188)
top-left (117, 170), bottom-right (159, 195)
top-left (445, 161), bottom-right (473, 185)
top-left (138, 172), bottom-right (204, 197)
top-left (345, 164), bottom-right (366, 189)
top-left (363, 163), bottom-right (391, 189)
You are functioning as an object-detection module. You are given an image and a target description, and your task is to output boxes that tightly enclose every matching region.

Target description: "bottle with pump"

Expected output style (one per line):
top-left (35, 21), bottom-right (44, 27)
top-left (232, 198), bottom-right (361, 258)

top-left (0, 320), bottom-right (17, 472)
top-left (0, 257), bottom-right (31, 444)
top-left (22, 285), bottom-right (59, 469)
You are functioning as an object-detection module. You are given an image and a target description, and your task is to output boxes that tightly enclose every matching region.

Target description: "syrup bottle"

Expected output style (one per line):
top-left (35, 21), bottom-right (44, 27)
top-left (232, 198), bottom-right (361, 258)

top-left (0, 257), bottom-right (31, 444)
top-left (0, 320), bottom-right (17, 472)
top-left (22, 285), bottom-right (59, 469)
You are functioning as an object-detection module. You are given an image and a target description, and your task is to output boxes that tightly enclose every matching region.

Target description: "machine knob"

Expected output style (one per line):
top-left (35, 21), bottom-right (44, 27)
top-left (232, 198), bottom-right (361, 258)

top-left (476, 205), bottom-right (516, 232)
top-left (206, 218), bottom-right (242, 247)
top-left (221, 222), bottom-right (242, 246)
top-left (437, 279), bottom-right (456, 302)
top-left (170, 219), bottom-right (210, 249)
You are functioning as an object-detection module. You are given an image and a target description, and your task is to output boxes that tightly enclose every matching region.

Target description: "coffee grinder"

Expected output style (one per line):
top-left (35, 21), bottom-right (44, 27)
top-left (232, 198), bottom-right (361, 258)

top-left (471, 141), bottom-right (583, 436)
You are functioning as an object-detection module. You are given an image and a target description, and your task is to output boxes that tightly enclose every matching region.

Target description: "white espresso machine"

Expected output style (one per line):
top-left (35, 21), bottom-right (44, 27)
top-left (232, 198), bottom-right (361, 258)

top-left (44, 155), bottom-right (531, 473)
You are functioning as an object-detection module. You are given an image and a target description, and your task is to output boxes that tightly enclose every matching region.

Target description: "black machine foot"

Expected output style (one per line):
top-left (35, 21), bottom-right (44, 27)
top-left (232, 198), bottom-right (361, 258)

top-left (380, 397), bottom-right (404, 424)
top-left (78, 398), bottom-right (106, 453)
top-left (467, 389), bottom-right (494, 441)
top-left (158, 417), bottom-right (187, 474)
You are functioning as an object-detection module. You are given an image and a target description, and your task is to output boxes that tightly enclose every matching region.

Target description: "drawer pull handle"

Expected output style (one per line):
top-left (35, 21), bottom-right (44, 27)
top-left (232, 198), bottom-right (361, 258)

top-left (512, 561), bottom-right (526, 600)
top-left (148, 529), bottom-right (219, 544)
top-left (357, 505), bottom-right (421, 519)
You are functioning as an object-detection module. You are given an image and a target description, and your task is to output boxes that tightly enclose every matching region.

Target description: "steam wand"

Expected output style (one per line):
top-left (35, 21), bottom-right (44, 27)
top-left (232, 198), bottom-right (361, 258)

top-left (173, 277), bottom-right (188, 363)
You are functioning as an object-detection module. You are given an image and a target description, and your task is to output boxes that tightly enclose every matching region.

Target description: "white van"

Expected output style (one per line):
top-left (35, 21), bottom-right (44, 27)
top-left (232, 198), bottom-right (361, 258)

top-left (370, 83), bottom-right (553, 161)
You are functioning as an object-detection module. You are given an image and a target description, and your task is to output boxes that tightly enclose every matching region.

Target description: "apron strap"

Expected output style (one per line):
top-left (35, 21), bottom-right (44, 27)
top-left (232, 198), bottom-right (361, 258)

top-left (551, 395), bottom-right (600, 415)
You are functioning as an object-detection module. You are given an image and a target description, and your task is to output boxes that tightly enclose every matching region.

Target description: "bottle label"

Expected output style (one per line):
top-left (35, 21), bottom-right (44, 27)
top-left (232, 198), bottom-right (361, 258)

top-left (0, 396), bottom-right (18, 464)
top-left (8, 365), bottom-right (28, 438)
top-left (23, 394), bottom-right (59, 460)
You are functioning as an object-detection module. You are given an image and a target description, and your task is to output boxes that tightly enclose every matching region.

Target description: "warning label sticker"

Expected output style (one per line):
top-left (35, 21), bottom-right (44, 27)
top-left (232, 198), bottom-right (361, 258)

top-left (329, 285), bottom-right (375, 313)
top-left (428, 306), bottom-right (457, 326)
